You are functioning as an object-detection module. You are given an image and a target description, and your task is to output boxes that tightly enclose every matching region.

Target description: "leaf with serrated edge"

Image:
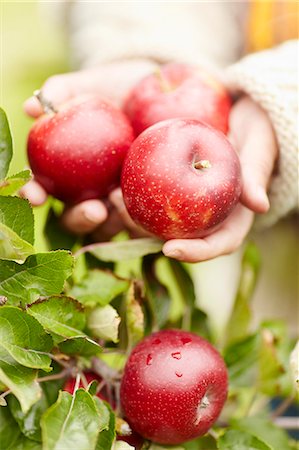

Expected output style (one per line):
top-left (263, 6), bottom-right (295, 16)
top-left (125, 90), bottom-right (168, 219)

top-left (69, 269), bottom-right (129, 307)
top-left (0, 306), bottom-right (52, 370)
top-left (218, 429), bottom-right (271, 450)
top-left (0, 108), bottom-right (13, 179)
top-left (27, 296), bottom-right (86, 338)
top-left (0, 196), bottom-right (34, 244)
top-left (0, 222), bottom-right (35, 261)
top-left (0, 399), bottom-right (21, 449)
top-left (0, 251), bottom-right (73, 305)
top-left (41, 389), bottom-right (103, 450)
top-left (77, 238), bottom-right (163, 262)
top-left (0, 170), bottom-right (31, 196)
top-left (0, 355), bottom-right (41, 413)
top-left (95, 402), bottom-right (115, 450)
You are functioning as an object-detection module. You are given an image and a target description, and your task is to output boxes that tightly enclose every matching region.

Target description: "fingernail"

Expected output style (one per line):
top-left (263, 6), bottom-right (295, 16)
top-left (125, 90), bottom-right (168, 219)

top-left (83, 205), bottom-right (106, 223)
top-left (258, 187), bottom-right (270, 211)
top-left (163, 247), bottom-right (182, 259)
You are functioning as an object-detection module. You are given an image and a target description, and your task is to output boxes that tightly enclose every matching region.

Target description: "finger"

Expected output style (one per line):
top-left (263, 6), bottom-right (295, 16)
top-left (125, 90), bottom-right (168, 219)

top-left (23, 73), bottom-right (79, 118)
top-left (163, 205), bottom-right (254, 263)
top-left (108, 188), bottom-right (150, 237)
top-left (19, 180), bottom-right (48, 206)
top-left (229, 97), bottom-right (278, 214)
top-left (61, 200), bottom-right (108, 235)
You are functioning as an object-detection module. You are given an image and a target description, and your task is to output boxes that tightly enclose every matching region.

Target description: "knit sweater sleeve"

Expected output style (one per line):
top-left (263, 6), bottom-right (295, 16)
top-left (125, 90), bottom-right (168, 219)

top-left (225, 40), bottom-right (298, 228)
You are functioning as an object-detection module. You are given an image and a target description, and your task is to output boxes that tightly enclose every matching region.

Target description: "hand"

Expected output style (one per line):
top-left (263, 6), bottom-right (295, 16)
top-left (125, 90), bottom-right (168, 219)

top-left (21, 60), bottom-right (157, 236)
top-left (162, 96), bottom-right (278, 262)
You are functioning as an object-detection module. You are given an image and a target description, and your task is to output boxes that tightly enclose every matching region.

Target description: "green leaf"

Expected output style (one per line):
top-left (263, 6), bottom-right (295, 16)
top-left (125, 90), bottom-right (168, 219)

top-left (0, 251), bottom-right (73, 305)
top-left (232, 415), bottom-right (293, 450)
top-left (8, 394), bottom-right (47, 442)
top-left (258, 321), bottom-right (292, 396)
top-left (217, 429), bottom-right (271, 450)
top-left (77, 238), bottom-right (163, 262)
top-left (149, 445), bottom-right (184, 450)
top-left (0, 108), bottom-right (13, 179)
top-left (183, 436), bottom-right (218, 449)
top-left (59, 336), bottom-right (102, 356)
top-left (0, 196), bottom-right (34, 244)
top-left (0, 170), bottom-right (31, 196)
top-left (9, 435), bottom-right (42, 449)
top-left (0, 357), bottom-right (41, 413)
top-left (142, 255), bottom-right (171, 329)
top-left (224, 334), bottom-right (259, 387)
top-left (41, 389), bottom-right (104, 450)
top-left (125, 281), bottom-right (144, 348)
top-left (290, 340), bottom-right (299, 391)
top-left (0, 306), bottom-right (53, 370)
top-left (0, 402), bottom-right (21, 449)
top-left (94, 397), bottom-right (111, 432)
top-left (69, 269), bottom-right (129, 308)
top-left (0, 196), bottom-right (35, 261)
top-left (225, 243), bottom-right (260, 346)
top-left (27, 296), bottom-right (86, 339)
top-left (44, 205), bottom-right (77, 251)
top-left (87, 305), bottom-right (121, 343)
top-left (95, 402), bottom-right (115, 450)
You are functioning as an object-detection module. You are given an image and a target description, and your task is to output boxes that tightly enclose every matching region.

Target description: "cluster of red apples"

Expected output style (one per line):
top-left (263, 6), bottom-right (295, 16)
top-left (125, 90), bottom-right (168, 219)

top-left (27, 63), bottom-right (236, 445)
top-left (28, 63), bottom-right (242, 241)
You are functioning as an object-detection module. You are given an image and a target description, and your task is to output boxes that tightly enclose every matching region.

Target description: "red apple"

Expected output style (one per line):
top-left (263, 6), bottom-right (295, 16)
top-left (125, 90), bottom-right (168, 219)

top-left (123, 63), bottom-right (231, 135)
top-left (120, 329), bottom-right (228, 444)
top-left (64, 371), bottom-right (109, 402)
top-left (27, 97), bottom-right (134, 204)
top-left (121, 118), bottom-right (241, 240)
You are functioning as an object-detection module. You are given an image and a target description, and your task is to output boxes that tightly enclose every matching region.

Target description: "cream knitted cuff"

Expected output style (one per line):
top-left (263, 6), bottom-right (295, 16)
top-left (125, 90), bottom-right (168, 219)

top-left (225, 40), bottom-right (298, 228)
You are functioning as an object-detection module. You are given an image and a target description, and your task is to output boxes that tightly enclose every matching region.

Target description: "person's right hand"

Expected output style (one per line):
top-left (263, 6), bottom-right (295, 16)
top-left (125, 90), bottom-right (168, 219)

top-left (21, 59), bottom-right (157, 236)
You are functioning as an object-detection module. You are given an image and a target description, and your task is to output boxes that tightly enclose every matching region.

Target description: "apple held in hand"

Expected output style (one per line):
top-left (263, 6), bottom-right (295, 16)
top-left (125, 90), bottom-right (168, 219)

top-left (120, 329), bottom-right (228, 445)
top-left (27, 97), bottom-right (134, 204)
top-left (121, 119), bottom-right (241, 240)
top-left (123, 63), bottom-right (231, 135)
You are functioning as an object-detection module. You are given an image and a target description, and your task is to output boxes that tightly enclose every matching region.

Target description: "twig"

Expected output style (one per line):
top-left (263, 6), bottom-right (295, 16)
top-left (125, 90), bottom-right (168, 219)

top-left (274, 416), bottom-right (299, 430)
top-left (37, 367), bottom-right (71, 383)
top-left (271, 395), bottom-right (295, 419)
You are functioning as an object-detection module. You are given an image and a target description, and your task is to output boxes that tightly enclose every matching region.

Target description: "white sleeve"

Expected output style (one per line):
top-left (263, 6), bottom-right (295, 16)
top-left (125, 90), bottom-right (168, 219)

top-left (225, 40), bottom-right (299, 228)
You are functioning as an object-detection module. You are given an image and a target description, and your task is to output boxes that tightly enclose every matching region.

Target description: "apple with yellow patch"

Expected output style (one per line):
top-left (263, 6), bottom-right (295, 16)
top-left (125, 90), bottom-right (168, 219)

top-left (123, 62), bottom-right (231, 135)
top-left (121, 118), bottom-right (242, 240)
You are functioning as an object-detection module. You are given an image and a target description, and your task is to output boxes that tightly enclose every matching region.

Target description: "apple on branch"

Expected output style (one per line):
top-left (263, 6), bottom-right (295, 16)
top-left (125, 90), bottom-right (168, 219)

top-left (120, 329), bottom-right (228, 444)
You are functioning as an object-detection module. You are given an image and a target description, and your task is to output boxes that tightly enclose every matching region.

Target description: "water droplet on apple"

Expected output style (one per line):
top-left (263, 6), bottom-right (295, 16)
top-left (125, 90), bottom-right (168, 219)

top-left (146, 354), bottom-right (153, 365)
top-left (171, 351), bottom-right (182, 360)
top-left (152, 338), bottom-right (161, 345)
top-left (175, 371), bottom-right (183, 378)
top-left (181, 337), bottom-right (192, 345)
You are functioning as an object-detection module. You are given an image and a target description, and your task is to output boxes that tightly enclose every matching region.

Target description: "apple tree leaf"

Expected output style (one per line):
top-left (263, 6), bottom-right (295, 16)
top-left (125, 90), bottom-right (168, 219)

top-left (125, 281), bottom-right (144, 348)
top-left (217, 429), bottom-right (271, 450)
top-left (0, 196), bottom-right (35, 261)
top-left (95, 401), bottom-right (116, 450)
top-left (87, 305), bottom-right (121, 343)
top-left (0, 169), bottom-right (32, 196)
top-left (69, 269), bottom-right (129, 308)
top-left (225, 242), bottom-right (260, 347)
top-left (77, 238), bottom-right (163, 262)
top-left (0, 251), bottom-right (73, 305)
top-left (0, 108), bottom-right (13, 179)
top-left (0, 358), bottom-right (41, 413)
top-left (27, 296), bottom-right (86, 339)
top-left (0, 402), bottom-right (21, 449)
top-left (58, 336), bottom-right (102, 356)
top-left (41, 389), bottom-right (104, 450)
top-left (231, 415), bottom-right (293, 450)
top-left (8, 435), bottom-right (42, 449)
top-left (0, 306), bottom-right (53, 370)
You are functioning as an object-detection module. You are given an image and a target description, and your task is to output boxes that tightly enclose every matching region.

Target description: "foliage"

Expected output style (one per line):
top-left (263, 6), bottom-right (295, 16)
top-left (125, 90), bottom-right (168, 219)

top-left (0, 108), bottom-right (297, 449)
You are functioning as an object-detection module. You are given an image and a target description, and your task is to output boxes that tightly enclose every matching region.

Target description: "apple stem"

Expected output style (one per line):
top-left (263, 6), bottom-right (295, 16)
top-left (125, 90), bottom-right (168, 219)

top-left (155, 68), bottom-right (173, 93)
top-left (34, 89), bottom-right (57, 114)
top-left (193, 159), bottom-right (211, 170)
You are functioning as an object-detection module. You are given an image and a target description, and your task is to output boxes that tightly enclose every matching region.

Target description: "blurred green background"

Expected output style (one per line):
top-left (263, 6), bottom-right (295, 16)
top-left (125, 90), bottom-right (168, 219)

top-left (2, 0), bottom-right (69, 250)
